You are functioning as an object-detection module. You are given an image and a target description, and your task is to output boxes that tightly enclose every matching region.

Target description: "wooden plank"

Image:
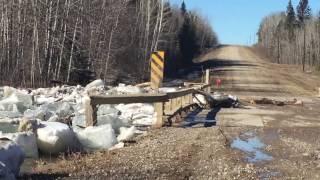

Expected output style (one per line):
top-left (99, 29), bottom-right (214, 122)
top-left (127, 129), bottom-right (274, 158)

top-left (205, 69), bottom-right (210, 84)
top-left (85, 97), bottom-right (97, 127)
top-left (88, 84), bottom-right (212, 128)
top-left (91, 94), bottom-right (169, 105)
top-left (165, 103), bottom-right (198, 116)
top-left (152, 102), bottom-right (164, 128)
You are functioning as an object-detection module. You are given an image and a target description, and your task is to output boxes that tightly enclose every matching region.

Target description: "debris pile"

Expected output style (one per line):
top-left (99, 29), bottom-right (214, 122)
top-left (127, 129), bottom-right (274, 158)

top-left (0, 79), bottom-right (159, 178)
top-left (194, 90), bottom-right (239, 108)
top-left (249, 98), bottom-right (303, 106)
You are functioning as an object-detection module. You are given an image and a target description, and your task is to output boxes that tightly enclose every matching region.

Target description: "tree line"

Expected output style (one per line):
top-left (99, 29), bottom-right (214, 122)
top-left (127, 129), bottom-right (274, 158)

top-left (257, 0), bottom-right (320, 72)
top-left (0, 0), bottom-right (218, 87)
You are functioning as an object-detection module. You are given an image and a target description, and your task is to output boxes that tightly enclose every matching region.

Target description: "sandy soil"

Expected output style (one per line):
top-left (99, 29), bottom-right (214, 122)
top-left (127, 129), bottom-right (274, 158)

top-left (22, 46), bottom-right (320, 180)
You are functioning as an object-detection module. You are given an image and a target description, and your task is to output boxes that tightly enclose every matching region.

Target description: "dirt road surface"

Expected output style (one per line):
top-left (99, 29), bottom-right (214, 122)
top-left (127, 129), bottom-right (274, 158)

top-left (25, 46), bottom-right (320, 180)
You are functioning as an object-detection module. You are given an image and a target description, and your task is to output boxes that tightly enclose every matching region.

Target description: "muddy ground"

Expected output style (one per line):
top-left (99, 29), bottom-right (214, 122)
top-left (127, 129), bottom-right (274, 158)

top-left (21, 46), bottom-right (320, 179)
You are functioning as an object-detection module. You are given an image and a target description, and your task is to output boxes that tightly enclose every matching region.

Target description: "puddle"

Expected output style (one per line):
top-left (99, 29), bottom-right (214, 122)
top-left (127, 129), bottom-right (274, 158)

top-left (0, 122), bottom-right (18, 133)
top-left (231, 135), bottom-right (273, 163)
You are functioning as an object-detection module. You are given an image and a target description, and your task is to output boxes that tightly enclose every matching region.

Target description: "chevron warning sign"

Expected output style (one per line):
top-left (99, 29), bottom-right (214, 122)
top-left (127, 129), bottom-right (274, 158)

top-left (150, 51), bottom-right (165, 89)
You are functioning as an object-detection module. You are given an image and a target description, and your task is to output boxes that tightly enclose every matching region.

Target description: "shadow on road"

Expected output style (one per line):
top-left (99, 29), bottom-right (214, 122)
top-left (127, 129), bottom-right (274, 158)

top-left (182, 107), bottom-right (221, 128)
top-left (196, 59), bottom-right (257, 70)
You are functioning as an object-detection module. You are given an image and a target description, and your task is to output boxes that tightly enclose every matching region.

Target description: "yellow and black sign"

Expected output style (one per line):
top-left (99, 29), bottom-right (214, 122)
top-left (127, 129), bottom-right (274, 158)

top-left (151, 51), bottom-right (165, 89)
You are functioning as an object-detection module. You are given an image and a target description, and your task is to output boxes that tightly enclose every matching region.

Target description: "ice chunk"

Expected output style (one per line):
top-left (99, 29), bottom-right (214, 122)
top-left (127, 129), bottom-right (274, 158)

top-left (75, 124), bottom-right (117, 151)
top-left (35, 96), bottom-right (55, 105)
top-left (3, 87), bottom-right (16, 98)
top-left (47, 115), bottom-right (59, 122)
top-left (194, 94), bottom-right (207, 105)
top-left (72, 115), bottom-right (86, 128)
top-left (32, 88), bottom-right (47, 96)
top-left (0, 161), bottom-right (15, 180)
top-left (97, 105), bottom-right (119, 116)
top-left (56, 102), bottom-right (73, 118)
top-left (0, 90), bottom-right (33, 113)
top-left (113, 84), bottom-right (144, 95)
top-left (85, 79), bottom-right (104, 90)
top-left (228, 95), bottom-right (238, 102)
top-left (0, 87), bottom-right (4, 98)
top-left (63, 90), bottom-right (80, 102)
top-left (0, 122), bottom-right (18, 134)
top-left (97, 115), bottom-right (126, 133)
top-left (24, 109), bottom-right (46, 121)
top-left (0, 139), bottom-right (25, 177)
top-left (0, 111), bottom-right (22, 119)
top-left (37, 122), bottom-right (77, 154)
top-left (159, 87), bottom-right (178, 93)
top-left (109, 142), bottom-right (125, 151)
top-left (1, 132), bottom-right (38, 158)
top-left (132, 114), bottom-right (156, 126)
top-left (116, 103), bottom-right (154, 116)
top-left (114, 103), bottom-right (155, 126)
top-left (48, 87), bottom-right (60, 96)
top-left (117, 126), bottom-right (136, 142)
top-left (36, 102), bottom-right (74, 120)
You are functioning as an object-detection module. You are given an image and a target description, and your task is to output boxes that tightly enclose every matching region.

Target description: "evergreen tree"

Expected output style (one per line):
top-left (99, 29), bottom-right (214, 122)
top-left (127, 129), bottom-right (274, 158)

top-left (286, 0), bottom-right (296, 41)
top-left (178, 1), bottom-right (199, 67)
top-left (181, 0), bottom-right (186, 15)
top-left (296, 0), bottom-right (311, 72)
top-left (297, 0), bottom-right (312, 24)
top-left (286, 0), bottom-right (295, 26)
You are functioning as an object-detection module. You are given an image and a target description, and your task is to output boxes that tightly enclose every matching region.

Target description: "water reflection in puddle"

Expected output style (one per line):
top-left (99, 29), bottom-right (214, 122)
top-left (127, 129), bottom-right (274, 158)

top-left (231, 135), bottom-right (273, 163)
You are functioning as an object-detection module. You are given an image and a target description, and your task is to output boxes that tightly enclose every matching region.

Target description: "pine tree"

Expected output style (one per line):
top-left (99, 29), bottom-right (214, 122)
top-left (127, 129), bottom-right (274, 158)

top-left (181, 0), bottom-right (186, 15)
top-left (296, 0), bottom-right (311, 72)
top-left (297, 0), bottom-right (312, 24)
top-left (286, 0), bottom-right (295, 26)
top-left (286, 0), bottom-right (296, 41)
top-left (178, 1), bottom-right (199, 67)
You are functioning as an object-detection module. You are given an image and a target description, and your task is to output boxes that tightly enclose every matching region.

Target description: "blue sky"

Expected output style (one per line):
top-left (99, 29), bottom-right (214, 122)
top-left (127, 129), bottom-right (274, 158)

top-left (169, 0), bottom-right (320, 45)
